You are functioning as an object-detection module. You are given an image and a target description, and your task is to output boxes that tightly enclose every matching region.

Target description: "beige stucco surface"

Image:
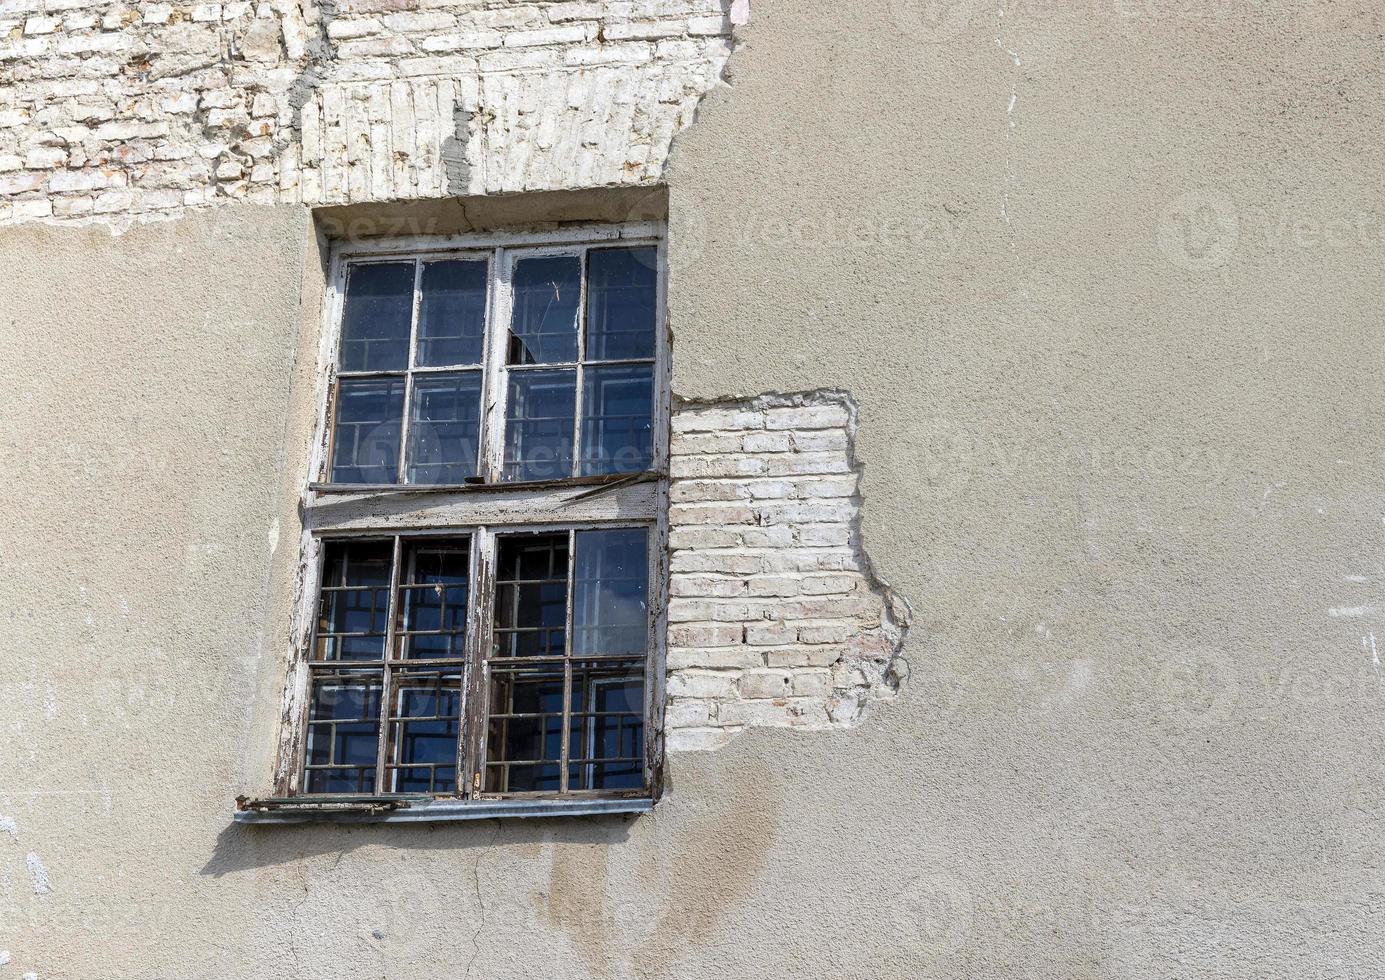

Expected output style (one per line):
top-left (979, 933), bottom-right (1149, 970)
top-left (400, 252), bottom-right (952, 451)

top-left (4, 1), bottom-right (1385, 977)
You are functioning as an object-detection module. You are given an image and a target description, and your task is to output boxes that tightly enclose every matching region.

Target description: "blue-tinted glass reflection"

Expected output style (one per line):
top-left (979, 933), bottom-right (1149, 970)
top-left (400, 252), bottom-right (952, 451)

top-left (585, 247), bottom-right (656, 361)
top-left (568, 663), bottom-right (644, 791)
top-left (406, 371), bottom-right (482, 484)
top-left (579, 364), bottom-right (653, 476)
top-left (397, 543), bottom-right (469, 660)
top-left (573, 528), bottom-right (648, 657)
top-left (330, 377), bottom-right (404, 484)
top-left (305, 677), bottom-right (382, 793)
top-left (417, 260), bottom-right (487, 367)
top-left (316, 540), bottom-right (392, 661)
top-left (493, 534), bottom-right (569, 658)
top-left (509, 256), bottom-right (580, 364)
top-left (389, 677), bottom-right (461, 794)
top-left (502, 370), bottom-right (575, 481)
top-left (340, 262), bottom-right (413, 372)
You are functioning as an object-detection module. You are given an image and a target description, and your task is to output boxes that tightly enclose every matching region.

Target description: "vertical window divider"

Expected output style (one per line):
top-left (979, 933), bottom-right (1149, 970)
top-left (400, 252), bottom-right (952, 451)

top-left (573, 245), bottom-right (589, 479)
top-left (461, 526), bottom-right (494, 798)
top-left (395, 259), bottom-right (424, 485)
top-left (651, 236), bottom-right (671, 475)
top-left (483, 249), bottom-right (512, 483)
top-left (560, 527), bottom-right (577, 794)
top-left (376, 535), bottom-right (404, 795)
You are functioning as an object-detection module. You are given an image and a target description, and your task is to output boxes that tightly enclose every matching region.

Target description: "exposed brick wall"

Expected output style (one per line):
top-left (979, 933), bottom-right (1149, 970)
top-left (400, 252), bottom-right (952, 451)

top-left (0, 0), bottom-right (733, 225)
top-left (664, 391), bottom-right (911, 751)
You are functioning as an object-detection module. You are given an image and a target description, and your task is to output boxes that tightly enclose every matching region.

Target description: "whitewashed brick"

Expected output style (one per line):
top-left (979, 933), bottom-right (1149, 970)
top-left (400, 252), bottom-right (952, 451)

top-left (24, 146), bottom-right (66, 168)
top-left (604, 18), bottom-right (683, 40)
top-left (0, 170), bottom-right (45, 193)
top-left (0, 0), bottom-right (733, 263)
top-left (327, 17), bottom-right (382, 39)
top-left (46, 168), bottom-right (119, 191)
top-left (664, 393), bottom-right (907, 748)
top-left (666, 670), bottom-right (737, 699)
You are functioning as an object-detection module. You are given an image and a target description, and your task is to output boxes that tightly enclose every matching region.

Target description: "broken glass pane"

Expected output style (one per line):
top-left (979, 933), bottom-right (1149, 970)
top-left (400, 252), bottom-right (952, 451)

top-left (585, 247), bottom-right (656, 361)
top-left (406, 371), bottom-right (482, 483)
top-left (340, 262), bottom-right (414, 372)
top-left (330, 377), bottom-right (404, 484)
top-left (579, 363), bottom-right (653, 476)
top-left (416, 259), bottom-right (487, 367)
top-left (502, 370), bottom-right (575, 481)
top-left (509, 256), bottom-right (579, 365)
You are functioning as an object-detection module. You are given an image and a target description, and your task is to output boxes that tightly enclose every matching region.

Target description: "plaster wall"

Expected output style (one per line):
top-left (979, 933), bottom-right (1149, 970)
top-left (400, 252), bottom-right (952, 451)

top-left (2, 1), bottom-right (1385, 978)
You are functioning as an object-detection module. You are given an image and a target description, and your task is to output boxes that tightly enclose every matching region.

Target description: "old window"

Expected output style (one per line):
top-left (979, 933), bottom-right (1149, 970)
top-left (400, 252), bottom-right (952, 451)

top-left (325, 237), bottom-right (659, 487)
top-left (253, 223), bottom-right (668, 820)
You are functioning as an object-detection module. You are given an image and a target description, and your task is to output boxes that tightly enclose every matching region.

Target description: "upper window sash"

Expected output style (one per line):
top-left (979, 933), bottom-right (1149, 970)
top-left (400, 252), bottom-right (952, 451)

top-left (318, 225), bottom-right (667, 491)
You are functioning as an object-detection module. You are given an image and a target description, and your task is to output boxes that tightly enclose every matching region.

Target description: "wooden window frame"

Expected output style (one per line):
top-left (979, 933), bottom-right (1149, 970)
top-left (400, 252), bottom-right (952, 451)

top-left (314, 221), bottom-right (668, 490)
top-left (270, 222), bottom-right (670, 811)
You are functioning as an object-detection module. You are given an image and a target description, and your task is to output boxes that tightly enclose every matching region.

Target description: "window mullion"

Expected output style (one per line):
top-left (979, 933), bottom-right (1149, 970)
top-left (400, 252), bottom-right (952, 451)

top-left (461, 526), bottom-right (494, 798)
top-left (652, 236), bottom-right (671, 475)
top-left (483, 248), bottom-right (512, 483)
top-left (396, 258), bottom-right (424, 485)
top-left (376, 535), bottom-right (404, 795)
top-left (560, 528), bottom-right (576, 794)
top-left (573, 247), bottom-right (588, 480)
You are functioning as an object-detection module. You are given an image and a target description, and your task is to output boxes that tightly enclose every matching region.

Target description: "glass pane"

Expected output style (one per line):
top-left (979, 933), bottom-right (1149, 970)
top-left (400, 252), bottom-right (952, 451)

top-left (340, 262), bottom-right (414, 372)
top-left (387, 673), bottom-right (461, 794)
top-left (573, 528), bottom-right (648, 657)
top-left (509, 256), bottom-right (579, 364)
top-left (417, 259), bottom-right (487, 367)
top-left (406, 371), bottom-right (482, 484)
top-left (305, 674), bottom-right (382, 793)
top-left (315, 540), bottom-right (393, 662)
top-left (585, 247), bottom-right (656, 361)
top-left (579, 364), bottom-right (653, 476)
top-left (330, 377), bottom-right (404, 484)
top-left (485, 663), bottom-right (566, 793)
top-left (503, 369), bottom-right (575, 482)
top-left (493, 534), bottom-right (570, 658)
top-left (397, 541), bottom-right (469, 660)
top-left (568, 659), bottom-right (645, 791)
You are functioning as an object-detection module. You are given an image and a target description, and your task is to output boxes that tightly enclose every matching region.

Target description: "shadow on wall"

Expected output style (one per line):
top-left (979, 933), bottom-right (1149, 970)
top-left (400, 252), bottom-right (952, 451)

top-left (198, 812), bottom-right (637, 878)
top-left (196, 753), bottom-right (783, 976)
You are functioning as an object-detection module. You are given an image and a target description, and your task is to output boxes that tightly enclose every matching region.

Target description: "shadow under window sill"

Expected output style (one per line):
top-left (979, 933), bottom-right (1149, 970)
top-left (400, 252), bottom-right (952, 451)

top-left (233, 795), bottom-right (655, 825)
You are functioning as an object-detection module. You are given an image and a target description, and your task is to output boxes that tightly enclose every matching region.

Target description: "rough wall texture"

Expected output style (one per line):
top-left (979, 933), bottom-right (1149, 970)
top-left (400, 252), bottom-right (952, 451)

top-left (665, 391), bottom-right (909, 750)
top-left (4, 0), bottom-right (1385, 978)
top-left (0, 0), bottom-right (732, 225)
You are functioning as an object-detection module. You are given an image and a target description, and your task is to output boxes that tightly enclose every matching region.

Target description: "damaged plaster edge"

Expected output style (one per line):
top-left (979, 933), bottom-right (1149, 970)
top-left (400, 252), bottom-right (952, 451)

top-left (659, 0), bottom-right (749, 183)
top-left (666, 387), bottom-right (915, 751)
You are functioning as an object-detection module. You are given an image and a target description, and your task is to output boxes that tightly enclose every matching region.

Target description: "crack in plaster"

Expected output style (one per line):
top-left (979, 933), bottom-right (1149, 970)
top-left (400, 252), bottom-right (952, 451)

top-left (996, 2), bottom-right (1021, 244)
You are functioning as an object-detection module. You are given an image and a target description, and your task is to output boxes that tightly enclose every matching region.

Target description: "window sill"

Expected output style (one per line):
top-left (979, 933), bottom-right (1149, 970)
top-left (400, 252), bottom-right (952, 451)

top-left (307, 471), bottom-right (658, 496)
top-left (233, 795), bottom-right (654, 825)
